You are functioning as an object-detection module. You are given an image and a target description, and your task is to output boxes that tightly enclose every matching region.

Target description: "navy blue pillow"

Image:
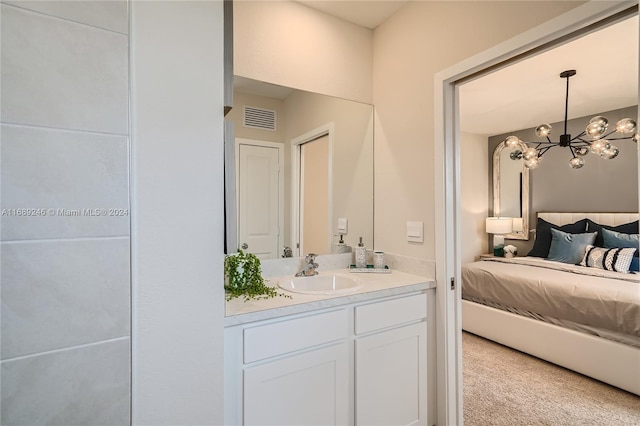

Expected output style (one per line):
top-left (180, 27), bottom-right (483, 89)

top-left (527, 218), bottom-right (588, 258)
top-left (631, 257), bottom-right (639, 273)
top-left (586, 219), bottom-right (639, 247)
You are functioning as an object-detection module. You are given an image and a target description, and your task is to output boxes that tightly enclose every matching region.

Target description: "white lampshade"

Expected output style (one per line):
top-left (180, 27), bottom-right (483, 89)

top-left (486, 217), bottom-right (513, 234)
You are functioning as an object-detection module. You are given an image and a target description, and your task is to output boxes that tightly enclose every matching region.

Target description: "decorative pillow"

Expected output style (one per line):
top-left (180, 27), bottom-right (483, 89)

top-left (580, 245), bottom-right (637, 273)
top-left (602, 228), bottom-right (639, 251)
top-left (547, 229), bottom-right (597, 264)
top-left (586, 219), bottom-right (639, 247)
top-left (602, 228), bottom-right (640, 273)
top-left (527, 218), bottom-right (588, 258)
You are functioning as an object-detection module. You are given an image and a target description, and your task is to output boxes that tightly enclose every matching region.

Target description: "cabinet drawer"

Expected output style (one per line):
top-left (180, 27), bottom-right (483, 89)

top-left (355, 293), bottom-right (426, 335)
top-left (244, 309), bottom-right (347, 363)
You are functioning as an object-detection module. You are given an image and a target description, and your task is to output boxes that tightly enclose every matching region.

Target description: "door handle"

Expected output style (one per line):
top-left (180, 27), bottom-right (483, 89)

top-left (241, 243), bottom-right (248, 250)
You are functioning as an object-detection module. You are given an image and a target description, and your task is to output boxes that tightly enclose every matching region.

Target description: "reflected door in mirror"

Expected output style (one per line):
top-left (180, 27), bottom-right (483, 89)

top-left (237, 139), bottom-right (283, 259)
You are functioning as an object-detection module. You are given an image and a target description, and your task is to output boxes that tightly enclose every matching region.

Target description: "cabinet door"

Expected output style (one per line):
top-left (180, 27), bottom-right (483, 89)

top-left (244, 342), bottom-right (349, 426)
top-left (356, 322), bottom-right (427, 426)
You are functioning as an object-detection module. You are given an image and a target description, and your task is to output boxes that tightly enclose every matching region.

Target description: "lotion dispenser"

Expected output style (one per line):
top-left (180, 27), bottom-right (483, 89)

top-left (355, 237), bottom-right (367, 268)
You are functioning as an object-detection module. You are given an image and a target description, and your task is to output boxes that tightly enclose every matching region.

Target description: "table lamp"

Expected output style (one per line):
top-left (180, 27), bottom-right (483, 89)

top-left (486, 217), bottom-right (513, 257)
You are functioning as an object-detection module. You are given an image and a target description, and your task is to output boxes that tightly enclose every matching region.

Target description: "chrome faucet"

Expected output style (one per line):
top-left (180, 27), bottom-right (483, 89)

top-left (295, 253), bottom-right (319, 277)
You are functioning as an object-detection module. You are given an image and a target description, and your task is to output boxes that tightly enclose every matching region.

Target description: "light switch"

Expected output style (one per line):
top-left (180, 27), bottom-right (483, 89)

top-left (406, 221), bottom-right (424, 243)
top-left (337, 217), bottom-right (348, 234)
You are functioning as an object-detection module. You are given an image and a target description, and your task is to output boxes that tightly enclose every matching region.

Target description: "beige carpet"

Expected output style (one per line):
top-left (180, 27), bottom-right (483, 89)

top-left (463, 332), bottom-right (640, 425)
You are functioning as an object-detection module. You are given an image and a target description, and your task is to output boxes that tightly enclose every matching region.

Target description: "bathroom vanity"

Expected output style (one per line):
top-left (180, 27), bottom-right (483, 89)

top-left (224, 269), bottom-right (436, 425)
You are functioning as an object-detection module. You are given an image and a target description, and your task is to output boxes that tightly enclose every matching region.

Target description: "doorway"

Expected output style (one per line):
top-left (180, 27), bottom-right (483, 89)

top-left (434, 2), bottom-right (638, 424)
top-left (290, 123), bottom-right (334, 257)
top-left (300, 134), bottom-right (331, 255)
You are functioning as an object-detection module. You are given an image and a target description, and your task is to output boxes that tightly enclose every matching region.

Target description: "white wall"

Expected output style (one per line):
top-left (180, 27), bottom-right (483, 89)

top-left (372, 1), bottom-right (586, 259)
top-left (234, 0), bottom-right (373, 104)
top-left (460, 132), bottom-right (490, 264)
top-left (130, 1), bottom-right (225, 424)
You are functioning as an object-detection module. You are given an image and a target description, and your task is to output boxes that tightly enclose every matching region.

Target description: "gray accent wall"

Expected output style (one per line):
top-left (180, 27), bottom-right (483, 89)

top-left (1, 1), bottom-right (130, 424)
top-left (489, 105), bottom-right (639, 255)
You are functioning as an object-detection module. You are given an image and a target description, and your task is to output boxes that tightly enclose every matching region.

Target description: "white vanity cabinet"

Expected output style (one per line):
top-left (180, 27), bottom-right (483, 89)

top-left (354, 294), bottom-right (428, 426)
top-left (244, 342), bottom-right (349, 425)
top-left (232, 309), bottom-right (350, 425)
top-left (224, 291), bottom-right (430, 426)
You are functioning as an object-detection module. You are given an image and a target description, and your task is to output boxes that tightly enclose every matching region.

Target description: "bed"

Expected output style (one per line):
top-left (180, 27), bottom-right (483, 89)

top-left (462, 212), bottom-right (640, 396)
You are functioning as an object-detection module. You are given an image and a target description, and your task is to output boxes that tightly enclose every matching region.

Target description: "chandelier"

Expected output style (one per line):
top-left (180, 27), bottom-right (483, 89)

top-left (504, 70), bottom-right (638, 169)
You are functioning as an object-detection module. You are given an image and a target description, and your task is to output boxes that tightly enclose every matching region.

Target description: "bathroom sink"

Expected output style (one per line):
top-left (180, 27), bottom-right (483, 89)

top-left (278, 274), bottom-right (365, 295)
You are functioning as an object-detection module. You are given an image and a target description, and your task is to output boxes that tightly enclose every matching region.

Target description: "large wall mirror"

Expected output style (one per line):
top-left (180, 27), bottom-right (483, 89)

top-left (492, 141), bottom-right (529, 240)
top-left (224, 76), bottom-right (374, 259)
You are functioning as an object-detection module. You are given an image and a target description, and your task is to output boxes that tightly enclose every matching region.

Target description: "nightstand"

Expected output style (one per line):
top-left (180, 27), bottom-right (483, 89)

top-left (478, 253), bottom-right (496, 260)
top-left (478, 253), bottom-right (516, 260)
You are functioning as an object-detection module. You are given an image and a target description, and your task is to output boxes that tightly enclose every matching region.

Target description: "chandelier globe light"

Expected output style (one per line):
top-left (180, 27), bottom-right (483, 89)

top-left (504, 70), bottom-right (638, 169)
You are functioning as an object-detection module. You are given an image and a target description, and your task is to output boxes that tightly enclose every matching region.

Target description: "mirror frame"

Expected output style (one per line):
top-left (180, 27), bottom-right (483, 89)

top-left (492, 141), bottom-right (529, 240)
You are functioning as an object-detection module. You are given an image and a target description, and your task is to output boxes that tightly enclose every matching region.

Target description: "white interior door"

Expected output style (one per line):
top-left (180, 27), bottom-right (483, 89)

top-left (300, 135), bottom-right (330, 255)
top-left (237, 139), bottom-right (283, 259)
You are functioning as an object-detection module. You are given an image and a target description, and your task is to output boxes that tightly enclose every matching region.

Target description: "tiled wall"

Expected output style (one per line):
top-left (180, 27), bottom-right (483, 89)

top-left (1, 1), bottom-right (130, 424)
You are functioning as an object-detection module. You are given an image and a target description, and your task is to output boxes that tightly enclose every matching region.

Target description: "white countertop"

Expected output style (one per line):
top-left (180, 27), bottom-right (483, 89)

top-left (225, 268), bottom-right (436, 326)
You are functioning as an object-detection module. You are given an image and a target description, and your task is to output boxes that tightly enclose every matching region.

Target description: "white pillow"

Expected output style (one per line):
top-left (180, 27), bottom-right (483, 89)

top-left (580, 245), bottom-right (636, 273)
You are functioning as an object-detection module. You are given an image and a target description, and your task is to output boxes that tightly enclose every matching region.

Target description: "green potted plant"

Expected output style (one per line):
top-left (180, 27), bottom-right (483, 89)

top-left (224, 250), bottom-right (290, 301)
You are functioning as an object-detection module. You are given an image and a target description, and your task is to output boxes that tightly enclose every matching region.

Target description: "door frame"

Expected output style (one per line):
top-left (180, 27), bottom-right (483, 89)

top-left (434, 2), bottom-right (637, 424)
top-left (235, 138), bottom-right (285, 258)
top-left (290, 123), bottom-right (335, 257)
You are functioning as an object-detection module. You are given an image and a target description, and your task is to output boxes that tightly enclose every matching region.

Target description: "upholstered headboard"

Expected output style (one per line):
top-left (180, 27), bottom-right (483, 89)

top-left (537, 212), bottom-right (639, 227)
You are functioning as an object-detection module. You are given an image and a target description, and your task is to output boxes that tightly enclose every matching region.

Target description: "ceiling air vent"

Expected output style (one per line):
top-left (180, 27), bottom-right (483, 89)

top-left (243, 106), bottom-right (277, 131)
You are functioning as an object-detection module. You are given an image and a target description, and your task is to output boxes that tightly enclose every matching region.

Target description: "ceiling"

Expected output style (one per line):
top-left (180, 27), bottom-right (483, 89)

top-left (296, 0), bottom-right (408, 29)
top-left (460, 16), bottom-right (638, 136)
top-left (234, 76), bottom-right (295, 99)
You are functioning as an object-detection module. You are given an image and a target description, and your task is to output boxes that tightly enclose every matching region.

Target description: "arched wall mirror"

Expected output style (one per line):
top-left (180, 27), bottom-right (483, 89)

top-left (492, 141), bottom-right (529, 240)
top-left (224, 76), bottom-right (374, 259)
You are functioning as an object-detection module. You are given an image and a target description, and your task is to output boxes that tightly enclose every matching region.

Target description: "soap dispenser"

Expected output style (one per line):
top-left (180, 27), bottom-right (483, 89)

top-left (332, 234), bottom-right (352, 254)
top-left (355, 237), bottom-right (367, 268)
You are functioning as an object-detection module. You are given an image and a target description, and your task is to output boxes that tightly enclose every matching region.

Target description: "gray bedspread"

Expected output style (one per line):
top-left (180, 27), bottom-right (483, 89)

top-left (461, 257), bottom-right (640, 338)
